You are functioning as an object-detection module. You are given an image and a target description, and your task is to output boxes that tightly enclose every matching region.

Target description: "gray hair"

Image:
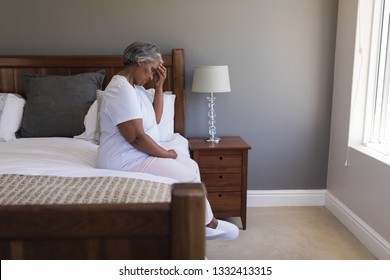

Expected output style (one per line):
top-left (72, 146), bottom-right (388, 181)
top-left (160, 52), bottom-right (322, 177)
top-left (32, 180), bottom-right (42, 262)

top-left (123, 41), bottom-right (163, 66)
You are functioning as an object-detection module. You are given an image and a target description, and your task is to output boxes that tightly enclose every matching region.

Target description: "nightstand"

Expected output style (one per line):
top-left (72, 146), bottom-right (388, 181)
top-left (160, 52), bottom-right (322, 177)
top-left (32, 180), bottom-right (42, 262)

top-left (189, 136), bottom-right (251, 229)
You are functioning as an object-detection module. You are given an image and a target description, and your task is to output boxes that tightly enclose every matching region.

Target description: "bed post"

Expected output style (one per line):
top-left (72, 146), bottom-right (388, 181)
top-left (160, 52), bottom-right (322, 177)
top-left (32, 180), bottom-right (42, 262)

top-left (172, 49), bottom-right (186, 136)
top-left (170, 183), bottom-right (205, 260)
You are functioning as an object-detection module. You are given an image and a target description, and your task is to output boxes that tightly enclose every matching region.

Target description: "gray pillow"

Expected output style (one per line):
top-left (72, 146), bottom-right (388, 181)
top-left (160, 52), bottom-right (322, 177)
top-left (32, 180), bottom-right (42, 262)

top-left (18, 70), bottom-right (105, 138)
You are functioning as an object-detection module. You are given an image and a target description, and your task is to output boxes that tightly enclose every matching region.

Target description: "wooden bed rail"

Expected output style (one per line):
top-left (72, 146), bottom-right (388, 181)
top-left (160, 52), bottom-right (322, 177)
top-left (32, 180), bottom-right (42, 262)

top-left (0, 183), bottom-right (205, 260)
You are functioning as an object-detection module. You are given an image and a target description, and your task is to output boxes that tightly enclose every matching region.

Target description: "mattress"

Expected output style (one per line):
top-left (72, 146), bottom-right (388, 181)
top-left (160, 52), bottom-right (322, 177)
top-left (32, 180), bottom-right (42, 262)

top-left (0, 133), bottom-right (190, 184)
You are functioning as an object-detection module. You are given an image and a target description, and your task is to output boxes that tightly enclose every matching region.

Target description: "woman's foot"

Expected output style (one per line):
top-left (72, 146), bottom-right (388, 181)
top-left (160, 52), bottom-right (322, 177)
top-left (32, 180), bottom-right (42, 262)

top-left (215, 220), bottom-right (239, 240)
top-left (205, 218), bottom-right (239, 240)
top-left (206, 217), bottom-right (218, 228)
top-left (205, 226), bottom-right (225, 240)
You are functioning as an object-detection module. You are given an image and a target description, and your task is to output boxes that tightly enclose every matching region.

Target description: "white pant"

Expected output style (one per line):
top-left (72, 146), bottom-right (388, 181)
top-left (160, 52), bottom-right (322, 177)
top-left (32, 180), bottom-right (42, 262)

top-left (129, 152), bottom-right (214, 224)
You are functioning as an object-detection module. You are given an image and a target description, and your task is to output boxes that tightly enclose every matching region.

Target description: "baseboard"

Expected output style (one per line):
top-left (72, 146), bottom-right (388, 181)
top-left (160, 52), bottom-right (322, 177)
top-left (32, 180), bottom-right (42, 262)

top-left (247, 189), bottom-right (327, 207)
top-left (325, 192), bottom-right (390, 260)
top-left (247, 189), bottom-right (390, 259)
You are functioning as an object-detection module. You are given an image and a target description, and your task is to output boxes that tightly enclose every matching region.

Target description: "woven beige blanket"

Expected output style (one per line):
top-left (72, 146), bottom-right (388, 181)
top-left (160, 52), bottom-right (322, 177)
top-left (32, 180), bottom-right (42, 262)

top-left (0, 174), bottom-right (171, 205)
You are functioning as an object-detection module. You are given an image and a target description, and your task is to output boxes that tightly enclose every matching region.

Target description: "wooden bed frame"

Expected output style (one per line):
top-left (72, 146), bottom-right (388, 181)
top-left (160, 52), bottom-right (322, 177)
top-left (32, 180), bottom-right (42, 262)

top-left (0, 49), bottom-right (206, 260)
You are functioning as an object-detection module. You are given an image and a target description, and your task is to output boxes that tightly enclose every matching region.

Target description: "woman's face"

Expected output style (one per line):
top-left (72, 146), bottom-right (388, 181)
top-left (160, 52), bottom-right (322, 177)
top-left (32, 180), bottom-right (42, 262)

top-left (135, 60), bottom-right (160, 86)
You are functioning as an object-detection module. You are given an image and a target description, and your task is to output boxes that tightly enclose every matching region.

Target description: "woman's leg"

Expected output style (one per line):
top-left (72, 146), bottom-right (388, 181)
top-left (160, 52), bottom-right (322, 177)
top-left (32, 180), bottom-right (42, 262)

top-left (129, 152), bottom-right (214, 224)
top-left (131, 152), bottom-right (200, 182)
top-left (130, 152), bottom-right (239, 240)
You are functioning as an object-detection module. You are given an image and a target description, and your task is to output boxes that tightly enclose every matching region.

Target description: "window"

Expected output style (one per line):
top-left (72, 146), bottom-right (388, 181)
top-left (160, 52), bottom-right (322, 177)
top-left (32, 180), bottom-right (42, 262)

top-left (364, 0), bottom-right (390, 156)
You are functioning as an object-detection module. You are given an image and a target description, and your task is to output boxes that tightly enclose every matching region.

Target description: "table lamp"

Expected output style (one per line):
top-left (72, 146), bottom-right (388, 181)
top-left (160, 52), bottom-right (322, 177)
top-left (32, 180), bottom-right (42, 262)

top-left (192, 65), bottom-right (231, 143)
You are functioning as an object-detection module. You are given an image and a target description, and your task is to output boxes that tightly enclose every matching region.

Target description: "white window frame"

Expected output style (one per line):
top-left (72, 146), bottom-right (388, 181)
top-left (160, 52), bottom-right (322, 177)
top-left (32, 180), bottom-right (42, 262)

top-left (364, 0), bottom-right (390, 156)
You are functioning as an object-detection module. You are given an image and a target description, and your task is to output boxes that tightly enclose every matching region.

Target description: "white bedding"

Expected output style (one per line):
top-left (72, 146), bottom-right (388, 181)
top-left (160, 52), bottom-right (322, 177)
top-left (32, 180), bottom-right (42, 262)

top-left (0, 133), bottom-right (190, 185)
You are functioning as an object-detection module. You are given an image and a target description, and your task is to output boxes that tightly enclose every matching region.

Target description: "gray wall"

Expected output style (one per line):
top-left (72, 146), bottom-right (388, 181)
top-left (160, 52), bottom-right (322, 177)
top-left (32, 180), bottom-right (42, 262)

top-left (0, 0), bottom-right (338, 190)
top-left (328, 0), bottom-right (390, 244)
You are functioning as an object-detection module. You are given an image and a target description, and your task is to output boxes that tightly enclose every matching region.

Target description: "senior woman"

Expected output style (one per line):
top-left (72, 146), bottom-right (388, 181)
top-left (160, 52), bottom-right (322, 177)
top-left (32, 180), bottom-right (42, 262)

top-left (97, 41), bottom-right (238, 240)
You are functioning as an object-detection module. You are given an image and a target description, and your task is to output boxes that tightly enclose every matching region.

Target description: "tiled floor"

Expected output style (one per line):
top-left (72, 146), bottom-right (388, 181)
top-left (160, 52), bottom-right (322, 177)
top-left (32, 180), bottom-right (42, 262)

top-left (206, 206), bottom-right (376, 259)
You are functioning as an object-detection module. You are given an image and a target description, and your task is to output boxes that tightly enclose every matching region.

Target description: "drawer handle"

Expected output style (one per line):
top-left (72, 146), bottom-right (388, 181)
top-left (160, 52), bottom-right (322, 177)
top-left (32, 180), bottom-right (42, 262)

top-left (218, 193), bottom-right (222, 197)
top-left (219, 156), bottom-right (223, 160)
top-left (219, 175), bottom-right (223, 179)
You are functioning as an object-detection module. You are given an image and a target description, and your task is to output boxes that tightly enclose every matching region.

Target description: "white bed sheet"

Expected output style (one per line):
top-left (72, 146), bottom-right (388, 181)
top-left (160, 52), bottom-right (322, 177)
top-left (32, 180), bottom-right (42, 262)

top-left (0, 133), bottom-right (190, 185)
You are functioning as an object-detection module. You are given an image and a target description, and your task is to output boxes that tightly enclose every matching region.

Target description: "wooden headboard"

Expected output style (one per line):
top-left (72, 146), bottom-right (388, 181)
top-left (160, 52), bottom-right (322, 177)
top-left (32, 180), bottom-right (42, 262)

top-left (0, 48), bottom-right (186, 135)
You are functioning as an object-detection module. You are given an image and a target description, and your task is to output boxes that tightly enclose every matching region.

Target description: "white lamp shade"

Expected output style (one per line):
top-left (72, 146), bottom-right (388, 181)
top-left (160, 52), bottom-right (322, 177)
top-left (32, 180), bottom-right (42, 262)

top-left (192, 65), bottom-right (231, 93)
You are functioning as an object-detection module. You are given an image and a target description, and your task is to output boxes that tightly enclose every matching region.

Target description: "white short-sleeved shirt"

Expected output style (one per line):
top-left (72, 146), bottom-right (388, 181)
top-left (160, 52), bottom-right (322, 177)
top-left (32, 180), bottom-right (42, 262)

top-left (97, 75), bottom-right (160, 170)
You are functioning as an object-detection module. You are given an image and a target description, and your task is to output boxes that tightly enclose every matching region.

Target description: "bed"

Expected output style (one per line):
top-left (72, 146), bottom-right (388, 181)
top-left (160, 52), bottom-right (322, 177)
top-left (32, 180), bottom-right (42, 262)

top-left (0, 49), bottom-right (206, 260)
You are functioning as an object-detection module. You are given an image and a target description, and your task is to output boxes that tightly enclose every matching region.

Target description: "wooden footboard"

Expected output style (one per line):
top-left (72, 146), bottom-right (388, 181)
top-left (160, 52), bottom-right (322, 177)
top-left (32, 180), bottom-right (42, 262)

top-left (0, 183), bottom-right (205, 260)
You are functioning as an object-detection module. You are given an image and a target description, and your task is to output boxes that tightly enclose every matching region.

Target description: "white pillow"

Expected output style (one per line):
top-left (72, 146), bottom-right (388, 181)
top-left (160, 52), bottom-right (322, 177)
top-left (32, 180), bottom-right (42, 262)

top-left (74, 90), bottom-right (102, 144)
top-left (146, 88), bottom-right (176, 141)
top-left (0, 93), bottom-right (26, 142)
top-left (159, 92), bottom-right (176, 142)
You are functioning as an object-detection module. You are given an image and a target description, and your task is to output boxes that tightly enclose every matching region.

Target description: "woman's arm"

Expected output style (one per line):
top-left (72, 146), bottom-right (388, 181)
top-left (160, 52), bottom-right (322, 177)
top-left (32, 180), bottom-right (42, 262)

top-left (153, 87), bottom-right (163, 124)
top-left (118, 118), bottom-right (177, 159)
top-left (153, 64), bottom-right (167, 124)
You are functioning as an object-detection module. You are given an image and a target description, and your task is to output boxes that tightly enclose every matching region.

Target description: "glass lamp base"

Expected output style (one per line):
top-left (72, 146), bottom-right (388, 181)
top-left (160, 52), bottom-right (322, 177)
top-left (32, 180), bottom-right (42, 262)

top-left (206, 136), bottom-right (221, 143)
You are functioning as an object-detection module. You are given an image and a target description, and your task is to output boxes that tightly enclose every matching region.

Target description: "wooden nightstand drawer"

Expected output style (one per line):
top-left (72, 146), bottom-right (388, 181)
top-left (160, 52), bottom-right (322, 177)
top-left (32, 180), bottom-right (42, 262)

top-left (207, 192), bottom-right (241, 217)
top-left (197, 152), bottom-right (242, 167)
top-left (202, 173), bottom-right (242, 192)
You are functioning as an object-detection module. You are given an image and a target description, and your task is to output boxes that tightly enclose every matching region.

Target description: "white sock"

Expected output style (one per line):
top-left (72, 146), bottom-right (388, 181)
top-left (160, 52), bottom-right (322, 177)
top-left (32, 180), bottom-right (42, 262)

top-left (205, 226), bottom-right (225, 240)
top-left (215, 220), bottom-right (239, 240)
top-left (205, 220), bottom-right (239, 240)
